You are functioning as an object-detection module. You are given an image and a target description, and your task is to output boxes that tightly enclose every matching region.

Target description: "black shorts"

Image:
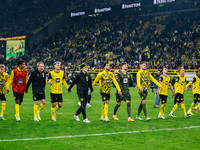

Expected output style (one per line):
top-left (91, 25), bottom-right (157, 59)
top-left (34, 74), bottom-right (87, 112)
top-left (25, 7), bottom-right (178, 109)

top-left (33, 93), bottom-right (46, 101)
top-left (0, 94), bottom-right (6, 101)
top-left (175, 93), bottom-right (184, 103)
top-left (116, 92), bottom-right (131, 102)
top-left (159, 94), bottom-right (167, 104)
top-left (13, 92), bottom-right (24, 102)
top-left (194, 94), bottom-right (200, 103)
top-left (51, 93), bottom-right (63, 103)
top-left (139, 92), bottom-right (148, 100)
top-left (101, 93), bottom-right (110, 101)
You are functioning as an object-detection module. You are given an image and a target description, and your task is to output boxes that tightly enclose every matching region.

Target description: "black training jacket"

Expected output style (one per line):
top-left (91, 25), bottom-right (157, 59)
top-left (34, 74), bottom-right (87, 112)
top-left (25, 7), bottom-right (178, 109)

top-left (68, 71), bottom-right (93, 95)
top-left (25, 69), bottom-right (47, 94)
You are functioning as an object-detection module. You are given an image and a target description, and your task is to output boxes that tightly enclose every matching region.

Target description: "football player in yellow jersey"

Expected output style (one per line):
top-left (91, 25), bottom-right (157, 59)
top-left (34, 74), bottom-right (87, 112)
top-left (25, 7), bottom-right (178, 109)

top-left (157, 68), bottom-right (175, 119)
top-left (0, 64), bottom-right (9, 120)
top-left (92, 62), bottom-right (122, 122)
top-left (169, 68), bottom-right (191, 118)
top-left (186, 70), bottom-right (200, 115)
top-left (46, 61), bottom-right (69, 121)
top-left (136, 61), bottom-right (161, 121)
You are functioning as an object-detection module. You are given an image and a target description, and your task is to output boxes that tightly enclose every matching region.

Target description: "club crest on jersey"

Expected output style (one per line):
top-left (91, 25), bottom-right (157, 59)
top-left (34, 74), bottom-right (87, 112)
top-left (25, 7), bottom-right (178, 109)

top-left (0, 81), bottom-right (4, 85)
top-left (56, 78), bottom-right (60, 83)
top-left (144, 77), bottom-right (148, 82)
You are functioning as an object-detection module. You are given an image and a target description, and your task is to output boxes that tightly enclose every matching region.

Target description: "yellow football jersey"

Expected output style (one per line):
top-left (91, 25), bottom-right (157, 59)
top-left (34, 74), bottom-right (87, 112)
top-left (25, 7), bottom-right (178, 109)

top-left (46, 70), bottom-right (68, 94)
top-left (174, 75), bottom-right (186, 94)
top-left (186, 76), bottom-right (200, 94)
top-left (159, 74), bottom-right (171, 96)
top-left (0, 72), bottom-right (9, 95)
top-left (92, 70), bottom-right (121, 94)
top-left (137, 69), bottom-right (161, 93)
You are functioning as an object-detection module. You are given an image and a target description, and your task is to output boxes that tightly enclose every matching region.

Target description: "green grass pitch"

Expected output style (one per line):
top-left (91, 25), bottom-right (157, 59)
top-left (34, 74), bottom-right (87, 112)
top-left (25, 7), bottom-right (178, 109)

top-left (0, 85), bottom-right (200, 150)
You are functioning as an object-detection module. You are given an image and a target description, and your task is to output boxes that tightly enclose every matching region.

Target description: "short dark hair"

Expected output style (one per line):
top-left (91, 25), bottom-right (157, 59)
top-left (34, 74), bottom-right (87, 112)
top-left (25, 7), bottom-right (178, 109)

top-left (139, 61), bottom-right (146, 65)
top-left (121, 62), bottom-right (127, 67)
top-left (17, 60), bottom-right (25, 66)
top-left (178, 68), bottom-right (184, 72)
top-left (103, 62), bottom-right (109, 67)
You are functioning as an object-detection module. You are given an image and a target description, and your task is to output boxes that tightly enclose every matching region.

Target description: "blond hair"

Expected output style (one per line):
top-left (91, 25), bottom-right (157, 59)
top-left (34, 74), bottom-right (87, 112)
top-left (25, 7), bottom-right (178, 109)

top-left (37, 61), bottom-right (44, 67)
top-left (54, 61), bottom-right (61, 65)
top-left (0, 64), bottom-right (5, 68)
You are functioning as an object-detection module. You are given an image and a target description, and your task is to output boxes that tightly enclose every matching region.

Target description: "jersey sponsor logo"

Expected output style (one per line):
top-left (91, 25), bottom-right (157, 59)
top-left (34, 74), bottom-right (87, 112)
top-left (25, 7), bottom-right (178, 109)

top-left (106, 79), bottom-right (110, 83)
top-left (56, 78), bottom-right (60, 83)
top-left (123, 78), bottom-right (128, 84)
top-left (165, 81), bottom-right (168, 85)
top-left (181, 81), bottom-right (184, 85)
top-left (144, 77), bottom-right (148, 82)
top-left (18, 79), bottom-right (23, 85)
top-left (0, 81), bottom-right (4, 85)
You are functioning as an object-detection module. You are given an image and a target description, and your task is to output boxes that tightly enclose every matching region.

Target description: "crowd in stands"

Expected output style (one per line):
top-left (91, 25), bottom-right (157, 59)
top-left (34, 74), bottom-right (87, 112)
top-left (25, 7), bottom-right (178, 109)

top-left (0, 0), bottom-right (71, 37)
top-left (1, 1), bottom-right (200, 74)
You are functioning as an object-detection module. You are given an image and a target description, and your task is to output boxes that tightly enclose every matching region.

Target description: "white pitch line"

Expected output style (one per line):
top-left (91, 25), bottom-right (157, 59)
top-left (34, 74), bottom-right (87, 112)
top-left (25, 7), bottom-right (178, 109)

top-left (0, 126), bottom-right (199, 142)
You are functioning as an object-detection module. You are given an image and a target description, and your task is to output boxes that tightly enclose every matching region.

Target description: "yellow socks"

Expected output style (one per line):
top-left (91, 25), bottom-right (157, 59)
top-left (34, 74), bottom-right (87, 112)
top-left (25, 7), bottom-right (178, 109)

top-left (171, 104), bottom-right (178, 113)
top-left (189, 102), bottom-right (195, 111)
top-left (51, 107), bottom-right (56, 118)
top-left (38, 103), bottom-right (45, 113)
top-left (15, 104), bottom-right (20, 118)
top-left (101, 104), bottom-right (105, 118)
top-left (33, 104), bottom-right (38, 117)
top-left (181, 103), bottom-right (186, 115)
top-left (159, 104), bottom-right (166, 115)
top-left (104, 104), bottom-right (109, 118)
top-left (55, 105), bottom-right (60, 112)
top-left (0, 103), bottom-right (6, 116)
top-left (163, 103), bottom-right (166, 113)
